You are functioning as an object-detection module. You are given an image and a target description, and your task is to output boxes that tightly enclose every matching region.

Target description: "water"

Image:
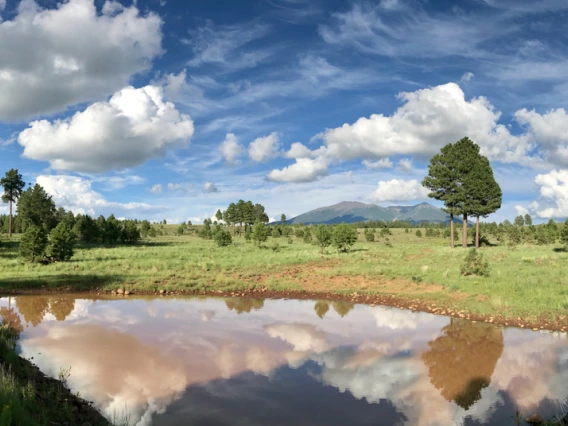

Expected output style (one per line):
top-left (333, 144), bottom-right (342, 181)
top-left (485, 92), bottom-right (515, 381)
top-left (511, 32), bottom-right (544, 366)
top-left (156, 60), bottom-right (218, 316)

top-left (1, 295), bottom-right (567, 426)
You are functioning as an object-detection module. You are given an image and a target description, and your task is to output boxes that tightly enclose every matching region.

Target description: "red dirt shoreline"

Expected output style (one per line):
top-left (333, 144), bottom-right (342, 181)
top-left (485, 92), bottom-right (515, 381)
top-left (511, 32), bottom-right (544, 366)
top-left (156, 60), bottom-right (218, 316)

top-left (2, 286), bottom-right (567, 333)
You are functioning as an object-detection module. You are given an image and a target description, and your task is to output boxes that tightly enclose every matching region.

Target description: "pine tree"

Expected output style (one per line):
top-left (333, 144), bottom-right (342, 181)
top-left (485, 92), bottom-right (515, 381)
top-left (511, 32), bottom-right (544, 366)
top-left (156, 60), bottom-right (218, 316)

top-left (0, 169), bottom-right (25, 237)
top-left (252, 222), bottom-right (267, 246)
top-left (48, 222), bottom-right (76, 261)
top-left (19, 225), bottom-right (48, 262)
top-left (462, 156), bottom-right (502, 248)
top-left (561, 218), bottom-right (568, 248)
top-left (16, 183), bottom-right (57, 232)
top-left (422, 143), bottom-right (461, 248)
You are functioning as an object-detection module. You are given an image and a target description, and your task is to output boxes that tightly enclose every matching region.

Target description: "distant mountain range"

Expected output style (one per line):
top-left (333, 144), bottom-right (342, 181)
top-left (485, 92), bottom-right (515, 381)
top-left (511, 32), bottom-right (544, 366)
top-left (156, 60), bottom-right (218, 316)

top-left (282, 201), bottom-right (460, 225)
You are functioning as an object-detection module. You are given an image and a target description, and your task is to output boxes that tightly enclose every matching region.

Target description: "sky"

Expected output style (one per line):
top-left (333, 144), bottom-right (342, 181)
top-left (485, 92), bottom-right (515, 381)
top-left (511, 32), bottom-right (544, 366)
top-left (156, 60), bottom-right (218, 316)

top-left (0, 0), bottom-right (567, 224)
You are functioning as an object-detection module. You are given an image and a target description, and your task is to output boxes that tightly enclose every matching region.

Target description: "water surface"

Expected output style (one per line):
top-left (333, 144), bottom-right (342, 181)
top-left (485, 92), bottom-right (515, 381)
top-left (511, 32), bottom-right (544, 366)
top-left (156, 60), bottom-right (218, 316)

top-left (1, 295), bottom-right (567, 426)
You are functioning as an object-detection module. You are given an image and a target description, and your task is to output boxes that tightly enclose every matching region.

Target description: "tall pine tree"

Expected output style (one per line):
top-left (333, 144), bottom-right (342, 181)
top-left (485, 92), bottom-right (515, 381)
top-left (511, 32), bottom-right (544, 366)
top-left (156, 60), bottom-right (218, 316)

top-left (0, 169), bottom-right (25, 237)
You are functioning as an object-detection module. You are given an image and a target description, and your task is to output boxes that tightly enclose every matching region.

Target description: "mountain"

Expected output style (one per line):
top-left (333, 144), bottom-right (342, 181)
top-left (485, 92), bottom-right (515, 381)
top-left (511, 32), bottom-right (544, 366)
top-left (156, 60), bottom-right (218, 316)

top-left (284, 201), bottom-right (458, 225)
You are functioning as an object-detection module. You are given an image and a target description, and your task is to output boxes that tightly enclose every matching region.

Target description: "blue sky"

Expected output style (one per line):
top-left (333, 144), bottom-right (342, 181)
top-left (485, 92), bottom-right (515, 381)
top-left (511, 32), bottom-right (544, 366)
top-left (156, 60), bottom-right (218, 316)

top-left (1, 0), bottom-right (567, 223)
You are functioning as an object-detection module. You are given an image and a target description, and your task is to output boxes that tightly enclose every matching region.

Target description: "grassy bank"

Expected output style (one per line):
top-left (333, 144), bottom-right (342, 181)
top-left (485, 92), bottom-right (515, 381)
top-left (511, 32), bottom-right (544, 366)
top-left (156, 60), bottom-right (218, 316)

top-left (0, 324), bottom-right (111, 426)
top-left (1, 228), bottom-right (568, 325)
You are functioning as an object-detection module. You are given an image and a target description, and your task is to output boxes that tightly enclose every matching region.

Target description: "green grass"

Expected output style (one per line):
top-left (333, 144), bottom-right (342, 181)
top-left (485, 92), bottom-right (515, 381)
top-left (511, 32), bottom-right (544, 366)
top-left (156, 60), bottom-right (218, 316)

top-left (1, 228), bottom-right (568, 322)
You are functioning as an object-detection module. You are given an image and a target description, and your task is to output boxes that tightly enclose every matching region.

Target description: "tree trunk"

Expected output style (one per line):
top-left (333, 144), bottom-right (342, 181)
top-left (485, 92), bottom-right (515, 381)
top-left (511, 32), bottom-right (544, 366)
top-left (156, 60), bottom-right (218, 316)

top-left (475, 216), bottom-right (480, 249)
top-left (450, 213), bottom-right (454, 249)
top-left (8, 200), bottom-right (12, 238)
top-left (462, 213), bottom-right (468, 248)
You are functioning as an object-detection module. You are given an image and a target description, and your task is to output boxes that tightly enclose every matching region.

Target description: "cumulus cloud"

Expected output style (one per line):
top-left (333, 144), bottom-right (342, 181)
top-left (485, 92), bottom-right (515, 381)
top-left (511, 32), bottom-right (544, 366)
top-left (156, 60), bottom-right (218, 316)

top-left (0, 0), bottom-right (163, 120)
top-left (515, 205), bottom-right (529, 216)
top-left (264, 323), bottom-right (329, 353)
top-left (362, 158), bottom-right (393, 170)
top-left (283, 142), bottom-right (313, 159)
top-left (167, 182), bottom-right (194, 193)
top-left (312, 83), bottom-right (531, 166)
top-left (219, 133), bottom-right (244, 164)
top-left (266, 157), bottom-right (329, 183)
top-left (37, 174), bottom-right (163, 217)
top-left (532, 170), bottom-right (568, 218)
top-left (150, 184), bottom-right (162, 193)
top-left (203, 182), bottom-right (219, 193)
top-left (0, 0), bottom-right (5, 12)
top-left (248, 132), bottom-right (280, 162)
top-left (18, 85), bottom-right (194, 173)
top-left (369, 179), bottom-right (429, 202)
top-left (371, 308), bottom-right (434, 330)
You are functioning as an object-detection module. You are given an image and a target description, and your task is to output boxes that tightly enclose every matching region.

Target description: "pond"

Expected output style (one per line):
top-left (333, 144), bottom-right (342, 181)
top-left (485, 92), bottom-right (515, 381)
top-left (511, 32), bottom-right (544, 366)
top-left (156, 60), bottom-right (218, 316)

top-left (1, 295), bottom-right (567, 426)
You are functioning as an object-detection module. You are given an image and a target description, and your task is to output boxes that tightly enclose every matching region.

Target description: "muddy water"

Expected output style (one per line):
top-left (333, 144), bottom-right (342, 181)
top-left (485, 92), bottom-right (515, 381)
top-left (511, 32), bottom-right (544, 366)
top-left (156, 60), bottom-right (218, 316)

top-left (1, 295), bottom-right (567, 426)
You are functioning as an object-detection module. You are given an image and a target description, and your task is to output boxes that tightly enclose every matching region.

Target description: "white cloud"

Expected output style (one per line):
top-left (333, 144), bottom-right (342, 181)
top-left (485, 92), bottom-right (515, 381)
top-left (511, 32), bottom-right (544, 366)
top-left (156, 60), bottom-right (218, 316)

top-left (167, 182), bottom-right (194, 193)
top-left (0, 0), bottom-right (162, 121)
top-left (248, 132), bottom-right (280, 162)
top-left (460, 72), bottom-right (475, 83)
top-left (37, 174), bottom-right (163, 217)
top-left (369, 179), bottom-right (429, 202)
top-left (186, 20), bottom-right (271, 70)
top-left (397, 158), bottom-right (413, 172)
top-left (219, 133), bottom-right (244, 165)
top-left (312, 82), bottom-right (533, 167)
top-left (264, 323), bottom-right (329, 353)
top-left (515, 205), bottom-right (529, 216)
top-left (150, 184), bottom-right (162, 193)
top-left (203, 182), bottom-right (219, 193)
top-left (532, 170), bottom-right (568, 218)
top-left (91, 175), bottom-right (144, 191)
top-left (18, 85), bottom-right (194, 173)
top-left (0, 0), bottom-right (5, 12)
top-left (266, 157), bottom-right (329, 183)
top-left (372, 308), bottom-right (434, 330)
top-left (283, 142), bottom-right (313, 159)
top-left (362, 158), bottom-right (393, 170)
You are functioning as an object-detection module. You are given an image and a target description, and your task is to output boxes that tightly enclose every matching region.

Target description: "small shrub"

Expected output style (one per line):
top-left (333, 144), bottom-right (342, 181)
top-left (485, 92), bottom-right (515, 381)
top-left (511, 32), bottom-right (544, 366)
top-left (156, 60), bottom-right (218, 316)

top-left (303, 228), bottom-right (312, 244)
top-left (384, 237), bottom-right (392, 247)
top-left (315, 225), bottom-right (333, 253)
top-left (214, 229), bottom-right (232, 247)
top-left (411, 275), bottom-right (422, 283)
top-left (364, 229), bottom-right (375, 242)
top-left (415, 230), bottom-right (422, 238)
top-left (380, 227), bottom-right (392, 237)
top-left (19, 225), bottom-right (48, 262)
top-left (287, 238), bottom-right (293, 244)
top-left (405, 228), bottom-right (409, 233)
top-left (271, 243), bottom-right (280, 252)
top-left (244, 230), bottom-right (252, 242)
top-left (295, 228), bottom-right (305, 238)
top-left (252, 222), bottom-right (268, 246)
top-left (461, 248), bottom-right (490, 277)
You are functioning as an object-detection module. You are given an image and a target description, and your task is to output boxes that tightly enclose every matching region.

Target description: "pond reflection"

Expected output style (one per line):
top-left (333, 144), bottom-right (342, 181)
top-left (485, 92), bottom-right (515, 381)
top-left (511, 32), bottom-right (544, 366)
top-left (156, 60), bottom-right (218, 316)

top-left (1, 295), bottom-right (567, 426)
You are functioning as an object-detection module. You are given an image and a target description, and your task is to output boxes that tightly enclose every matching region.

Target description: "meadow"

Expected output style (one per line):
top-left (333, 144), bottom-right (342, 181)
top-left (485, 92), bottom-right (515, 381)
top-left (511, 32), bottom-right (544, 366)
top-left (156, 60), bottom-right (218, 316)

top-left (1, 226), bottom-right (567, 326)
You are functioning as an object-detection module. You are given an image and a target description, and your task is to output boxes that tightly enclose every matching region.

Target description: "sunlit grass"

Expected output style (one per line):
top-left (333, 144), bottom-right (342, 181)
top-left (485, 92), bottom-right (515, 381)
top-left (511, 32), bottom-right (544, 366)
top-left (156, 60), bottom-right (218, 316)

top-left (1, 228), bottom-right (568, 319)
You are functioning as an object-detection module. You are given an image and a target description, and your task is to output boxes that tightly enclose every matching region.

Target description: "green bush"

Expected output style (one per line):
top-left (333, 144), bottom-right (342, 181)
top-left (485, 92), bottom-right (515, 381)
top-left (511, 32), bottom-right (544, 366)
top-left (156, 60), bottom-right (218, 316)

top-left (315, 225), bottom-right (333, 253)
top-left (416, 230), bottom-right (422, 238)
top-left (48, 222), bottom-right (76, 261)
top-left (19, 225), bottom-right (48, 262)
top-left (461, 248), bottom-right (490, 277)
top-left (295, 228), bottom-right (305, 238)
top-left (364, 229), bottom-right (375, 242)
top-left (303, 227), bottom-right (312, 244)
top-left (214, 229), bottom-right (232, 247)
top-left (333, 224), bottom-right (358, 252)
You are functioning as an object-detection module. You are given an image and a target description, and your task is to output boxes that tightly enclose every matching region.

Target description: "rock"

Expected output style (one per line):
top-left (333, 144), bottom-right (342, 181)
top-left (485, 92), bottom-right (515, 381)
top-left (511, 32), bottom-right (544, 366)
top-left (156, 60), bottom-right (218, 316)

top-left (117, 289), bottom-right (124, 294)
top-left (526, 414), bottom-right (543, 425)
top-left (124, 290), bottom-right (130, 296)
top-left (159, 289), bottom-right (165, 294)
top-left (370, 304), bottom-right (375, 307)
top-left (111, 290), bottom-right (116, 295)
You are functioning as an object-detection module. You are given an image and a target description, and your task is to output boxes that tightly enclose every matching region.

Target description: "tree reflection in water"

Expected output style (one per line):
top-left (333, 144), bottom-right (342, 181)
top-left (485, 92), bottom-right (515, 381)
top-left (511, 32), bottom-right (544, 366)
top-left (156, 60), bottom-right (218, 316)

top-left (224, 298), bottom-right (264, 314)
top-left (14, 296), bottom-right (76, 327)
top-left (331, 301), bottom-right (354, 318)
top-left (314, 301), bottom-right (330, 319)
top-left (422, 318), bottom-right (504, 410)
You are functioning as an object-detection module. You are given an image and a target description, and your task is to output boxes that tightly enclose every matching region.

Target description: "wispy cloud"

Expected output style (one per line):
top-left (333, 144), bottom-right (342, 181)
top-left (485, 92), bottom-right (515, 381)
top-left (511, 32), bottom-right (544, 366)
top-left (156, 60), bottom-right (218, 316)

top-left (184, 20), bottom-right (272, 71)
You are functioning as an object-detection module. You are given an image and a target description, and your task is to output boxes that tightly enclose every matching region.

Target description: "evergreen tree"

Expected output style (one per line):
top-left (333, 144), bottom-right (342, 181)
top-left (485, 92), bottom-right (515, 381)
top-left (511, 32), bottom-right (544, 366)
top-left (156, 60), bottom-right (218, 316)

top-left (561, 219), bottom-right (568, 248)
top-left (422, 143), bottom-right (461, 248)
top-left (332, 223), bottom-right (358, 252)
top-left (214, 229), bottom-right (232, 247)
top-left (73, 215), bottom-right (99, 243)
top-left (462, 156), bottom-right (502, 248)
top-left (121, 221), bottom-right (140, 244)
top-left (19, 225), bottom-right (48, 262)
top-left (524, 214), bottom-right (532, 226)
top-left (48, 222), bottom-right (76, 261)
top-left (215, 209), bottom-right (223, 223)
top-left (281, 214), bottom-right (286, 225)
top-left (0, 169), bottom-right (25, 238)
top-left (514, 215), bottom-right (525, 227)
top-left (252, 222), bottom-right (267, 246)
top-left (314, 225), bottom-right (332, 253)
top-left (17, 183), bottom-right (57, 232)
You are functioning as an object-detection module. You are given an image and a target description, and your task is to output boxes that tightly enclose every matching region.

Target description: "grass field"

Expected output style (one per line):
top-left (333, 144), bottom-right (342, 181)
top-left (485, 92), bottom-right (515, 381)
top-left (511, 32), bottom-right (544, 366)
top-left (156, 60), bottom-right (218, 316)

top-left (1, 227), bottom-right (568, 323)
